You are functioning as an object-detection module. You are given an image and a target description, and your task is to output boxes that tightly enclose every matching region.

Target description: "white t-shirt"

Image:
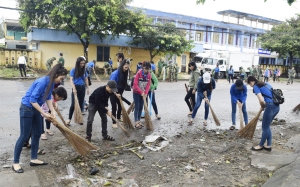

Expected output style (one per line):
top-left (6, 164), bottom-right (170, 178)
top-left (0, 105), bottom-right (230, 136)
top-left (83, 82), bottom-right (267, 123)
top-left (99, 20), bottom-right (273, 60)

top-left (17, 56), bottom-right (27, 65)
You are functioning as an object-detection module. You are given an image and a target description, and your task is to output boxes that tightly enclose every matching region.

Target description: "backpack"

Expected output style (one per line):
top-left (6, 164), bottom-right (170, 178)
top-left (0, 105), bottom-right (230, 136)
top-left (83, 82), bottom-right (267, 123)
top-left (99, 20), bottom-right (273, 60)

top-left (263, 85), bottom-right (284, 105)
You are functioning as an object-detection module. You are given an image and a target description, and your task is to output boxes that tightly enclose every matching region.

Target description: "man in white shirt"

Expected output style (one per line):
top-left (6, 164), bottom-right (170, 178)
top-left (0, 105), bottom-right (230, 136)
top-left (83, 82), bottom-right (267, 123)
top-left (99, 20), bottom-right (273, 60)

top-left (17, 54), bottom-right (27, 77)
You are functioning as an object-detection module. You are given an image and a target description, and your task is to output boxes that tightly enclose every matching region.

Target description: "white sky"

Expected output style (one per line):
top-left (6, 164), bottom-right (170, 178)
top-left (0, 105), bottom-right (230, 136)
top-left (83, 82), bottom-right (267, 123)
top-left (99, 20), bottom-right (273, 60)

top-left (0, 0), bottom-right (300, 22)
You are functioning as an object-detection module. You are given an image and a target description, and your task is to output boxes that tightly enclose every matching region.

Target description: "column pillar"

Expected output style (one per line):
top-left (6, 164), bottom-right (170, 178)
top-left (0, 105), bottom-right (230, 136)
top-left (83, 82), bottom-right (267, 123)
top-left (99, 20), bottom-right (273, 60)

top-left (211, 26), bottom-right (214, 49)
top-left (228, 14), bottom-right (230, 23)
top-left (226, 28), bottom-right (229, 51)
top-left (194, 23), bottom-right (196, 41)
top-left (241, 31), bottom-right (244, 52)
top-left (254, 34), bottom-right (257, 49)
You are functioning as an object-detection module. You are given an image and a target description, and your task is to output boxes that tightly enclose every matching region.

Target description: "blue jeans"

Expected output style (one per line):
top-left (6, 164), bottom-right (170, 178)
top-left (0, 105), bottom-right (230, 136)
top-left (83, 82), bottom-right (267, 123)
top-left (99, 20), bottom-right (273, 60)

top-left (231, 101), bottom-right (248, 125)
top-left (192, 93), bottom-right (211, 120)
top-left (133, 92), bottom-right (144, 122)
top-left (14, 104), bottom-right (43, 163)
top-left (259, 103), bottom-right (280, 147)
top-left (148, 91), bottom-right (158, 115)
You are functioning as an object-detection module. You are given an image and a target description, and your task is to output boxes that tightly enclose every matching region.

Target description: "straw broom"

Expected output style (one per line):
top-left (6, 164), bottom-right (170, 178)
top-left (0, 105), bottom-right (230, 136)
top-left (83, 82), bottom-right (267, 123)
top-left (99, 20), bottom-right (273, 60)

top-left (127, 102), bottom-right (135, 115)
top-left (109, 115), bottom-right (130, 137)
top-left (74, 93), bottom-right (83, 124)
top-left (237, 108), bottom-right (264, 139)
top-left (117, 96), bottom-right (134, 129)
top-left (203, 92), bottom-right (220, 126)
top-left (94, 72), bottom-right (101, 82)
top-left (292, 103), bottom-right (300, 113)
top-left (238, 102), bottom-right (245, 129)
top-left (143, 97), bottom-right (154, 130)
top-left (50, 118), bottom-right (98, 156)
top-left (54, 107), bottom-right (70, 128)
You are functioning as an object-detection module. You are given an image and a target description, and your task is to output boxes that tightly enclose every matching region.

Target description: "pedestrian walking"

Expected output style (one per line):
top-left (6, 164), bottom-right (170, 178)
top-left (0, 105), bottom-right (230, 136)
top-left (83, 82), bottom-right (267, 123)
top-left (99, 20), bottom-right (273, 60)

top-left (229, 79), bottom-right (248, 130)
top-left (66, 56), bottom-right (90, 125)
top-left (287, 67), bottom-right (296, 85)
top-left (168, 60), bottom-right (175, 82)
top-left (263, 68), bottom-right (270, 82)
top-left (57, 53), bottom-right (65, 67)
top-left (132, 62), bottom-right (152, 129)
top-left (109, 59), bottom-right (131, 129)
top-left (257, 65), bottom-right (263, 81)
top-left (87, 60), bottom-right (96, 79)
top-left (12, 63), bottom-right (67, 173)
top-left (17, 53), bottom-right (27, 77)
top-left (273, 68), bottom-right (278, 82)
top-left (85, 80), bottom-right (118, 142)
top-left (247, 76), bottom-right (280, 152)
top-left (276, 69), bottom-right (281, 82)
top-left (227, 65), bottom-right (234, 83)
top-left (185, 62), bottom-right (200, 116)
top-left (252, 65), bottom-right (258, 78)
top-left (239, 67), bottom-right (246, 81)
top-left (174, 62), bottom-right (179, 82)
top-left (212, 64), bottom-right (220, 82)
top-left (46, 57), bottom-right (56, 71)
top-left (188, 72), bottom-right (216, 126)
top-left (157, 58), bottom-right (164, 78)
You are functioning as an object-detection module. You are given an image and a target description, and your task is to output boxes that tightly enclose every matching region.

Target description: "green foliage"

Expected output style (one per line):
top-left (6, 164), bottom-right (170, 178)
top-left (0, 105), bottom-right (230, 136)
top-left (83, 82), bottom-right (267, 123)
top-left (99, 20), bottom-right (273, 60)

top-left (17, 0), bottom-right (148, 59)
top-left (196, 0), bottom-right (296, 5)
top-left (0, 17), bottom-right (4, 38)
top-left (129, 22), bottom-right (194, 61)
top-left (259, 15), bottom-right (300, 67)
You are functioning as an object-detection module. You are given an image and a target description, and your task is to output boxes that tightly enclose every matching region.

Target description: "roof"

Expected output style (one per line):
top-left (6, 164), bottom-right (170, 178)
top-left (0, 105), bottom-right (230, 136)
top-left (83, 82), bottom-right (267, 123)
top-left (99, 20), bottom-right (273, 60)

top-left (217, 10), bottom-right (282, 24)
top-left (4, 19), bottom-right (21, 27)
top-left (129, 6), bottom-right (267, 34)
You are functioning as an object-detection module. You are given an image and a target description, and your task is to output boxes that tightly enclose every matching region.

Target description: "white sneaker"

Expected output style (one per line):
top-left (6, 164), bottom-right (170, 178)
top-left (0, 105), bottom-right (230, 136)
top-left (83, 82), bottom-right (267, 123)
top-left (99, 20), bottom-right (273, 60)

top-left (112, 124), bottom-right (118, 129)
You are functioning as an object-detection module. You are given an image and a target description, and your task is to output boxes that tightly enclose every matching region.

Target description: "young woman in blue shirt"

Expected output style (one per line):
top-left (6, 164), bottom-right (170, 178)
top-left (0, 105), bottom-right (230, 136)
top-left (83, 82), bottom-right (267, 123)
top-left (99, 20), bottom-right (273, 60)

top-left (247, 76), bottom-right (280, 152)
top-left (67, 56), bottom-right (90, 125)
top-left (12, 63), bottom-right (68, 173)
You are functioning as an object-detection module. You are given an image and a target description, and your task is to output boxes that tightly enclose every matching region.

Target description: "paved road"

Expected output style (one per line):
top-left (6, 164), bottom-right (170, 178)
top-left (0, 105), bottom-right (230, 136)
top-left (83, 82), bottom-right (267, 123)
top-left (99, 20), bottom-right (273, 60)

top-left (0, 79), bottom-right (299, 185)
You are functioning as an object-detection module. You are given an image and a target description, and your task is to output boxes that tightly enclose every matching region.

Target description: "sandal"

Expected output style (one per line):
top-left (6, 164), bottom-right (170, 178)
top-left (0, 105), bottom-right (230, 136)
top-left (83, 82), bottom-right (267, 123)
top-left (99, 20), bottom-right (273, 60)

top-left (66, 120), bottom-right (71, 126)
top-left (102, 135), bottom-right (115, 141)
top-left (229, 126), bottom-right (236, 130)
top-left (41, 134), bottom-right (47, 140)
top-left (23, 142), bottom-right (31, 149)
top-left (156, 115), bottom-right (161, 120)
top-left (37, 149), bottom-right (46, 155)
top-left (188, 120), bottom-right (193, 125)
top-left (135, 122), bottom-right (143, 129)
top-left (203, 121), bottom-right (207, 126)
top-left (188, 112), bottom-right (192, 117)
top-left (46, 130), bottom-right (54, 136)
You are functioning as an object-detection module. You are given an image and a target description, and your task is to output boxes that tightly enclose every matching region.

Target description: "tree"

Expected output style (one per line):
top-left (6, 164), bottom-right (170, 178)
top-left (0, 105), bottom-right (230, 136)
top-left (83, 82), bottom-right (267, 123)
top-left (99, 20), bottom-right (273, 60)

top-left (258, 16), bottom-right (300, 67)
top-left (0, 17), bottom-right (4, 39)
top-left (196, 0), bottom-right (296, 5)
top-left (129, 22), bottom-right (194, 61)
top-left (17, 0), bottom-right (147, 61)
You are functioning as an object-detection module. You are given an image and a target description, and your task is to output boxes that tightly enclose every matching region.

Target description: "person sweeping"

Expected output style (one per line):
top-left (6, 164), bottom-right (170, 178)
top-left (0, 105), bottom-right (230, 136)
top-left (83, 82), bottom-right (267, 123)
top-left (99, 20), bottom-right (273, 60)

top-left (12, 63), bottom-right (67, 173)
top-left (85, 80), bottom-right (118, 142)
top-left (185, 62), bottom-right (200, 117)
top-left (229, 79), bottom-right (248, 130)
top-left (148, 68), bottom-right (161, 120)
top-left (188, 72), bottom-right (216, 126)
top-left (247, 76), bottom-right (280, 151)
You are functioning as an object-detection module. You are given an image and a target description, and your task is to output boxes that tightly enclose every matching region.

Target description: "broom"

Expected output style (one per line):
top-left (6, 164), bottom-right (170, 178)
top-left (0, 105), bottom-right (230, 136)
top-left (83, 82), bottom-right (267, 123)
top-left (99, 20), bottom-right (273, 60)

top-left (127, 102), bottom-right (135, 115)
top-left (117, 96), bottom-right (134, 129)
top-left (54, 107), bottom-right (70, 128)
top-left (237, 108), bottom-right (264, 139)
top-left (292, 103), bottom-right (300, 113)
top-left (95, 72), bottom-right (101, 82)
top-left (143, 97), bottom-right (153, 131)
top-left (74, 93), bottom-right (83, 124)
top-left (238, 102), bottom-right (245, 129)
top-left (109, 115), bottom-right (130, 137)
top-left (203, 92), bottom-right (220, 126)
top-left (50, 117), bottom-right (98, 156)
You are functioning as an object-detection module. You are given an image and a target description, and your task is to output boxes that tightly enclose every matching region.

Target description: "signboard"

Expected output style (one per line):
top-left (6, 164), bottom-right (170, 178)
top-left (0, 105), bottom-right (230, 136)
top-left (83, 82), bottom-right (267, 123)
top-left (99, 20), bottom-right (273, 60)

top-left (258, 48), bottom-right (271, 55)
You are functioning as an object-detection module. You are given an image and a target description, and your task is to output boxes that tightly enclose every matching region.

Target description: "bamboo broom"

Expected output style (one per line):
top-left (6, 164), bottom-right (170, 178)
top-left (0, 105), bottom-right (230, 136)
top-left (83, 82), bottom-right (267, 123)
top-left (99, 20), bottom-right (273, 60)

top-left (238, 102), bottom-right (245, 129)
top-left (50, 118), bottom-right (98, 156)
top-left (109, 115), bottom-right (130, 137)
top-left (143, 97), bottom-right (154, 131)
top-left (117, 96), bottom-right (134, 129)
top-left (127, 102), bottom-right (135, 115)
top-left (292, 103), bottom-right (300, 113)
top-left (74, 93), bottom-right (83, 124)
top-left (54, 107), bottom-right (70, 128)
top-left (94, 72), bottom-right (101, 82)
top-left (237, 108), bottom-right (264, 139)
top-left (203, 92), bottom-right (220, 126)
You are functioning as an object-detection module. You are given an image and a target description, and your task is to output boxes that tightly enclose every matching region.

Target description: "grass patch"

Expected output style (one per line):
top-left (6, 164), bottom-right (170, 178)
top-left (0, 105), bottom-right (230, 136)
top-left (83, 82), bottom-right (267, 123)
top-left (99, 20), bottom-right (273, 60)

top-left (0, 66), bottom-right (20, 78)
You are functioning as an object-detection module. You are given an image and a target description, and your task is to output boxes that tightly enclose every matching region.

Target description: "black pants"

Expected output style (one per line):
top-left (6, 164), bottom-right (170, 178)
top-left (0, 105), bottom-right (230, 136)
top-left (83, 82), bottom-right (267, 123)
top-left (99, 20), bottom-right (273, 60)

top-left (228, 74), bottom-right (234, 83)
top-left (110, 88), bottom-right (124, 124)
top-left (146, 91), bottom-right (158, 115)
top-left (86, 103), bottom-right (107, 137)
top-left (185, 88), bottom-right (196, 112)
top-left (42, 111), bottom-right (51, 134)
top-left (68, 85), bottom-right (86, 120)
top-left (264, 76), bottom-right (269, 82)
top-left (273, 75), bottom-right (276, 82)
top-left (19, 64), bottom-right (26, 77)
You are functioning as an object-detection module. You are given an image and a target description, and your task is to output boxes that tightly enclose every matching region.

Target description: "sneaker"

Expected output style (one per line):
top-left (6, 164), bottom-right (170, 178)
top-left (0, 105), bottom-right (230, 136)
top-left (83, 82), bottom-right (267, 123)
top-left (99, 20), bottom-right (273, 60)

top-left (85, 136), bottom-right (91, 142)
top-left (112, 124), bottom-right (118, 129)
top-left (118, 118), bottom-right (123, 122)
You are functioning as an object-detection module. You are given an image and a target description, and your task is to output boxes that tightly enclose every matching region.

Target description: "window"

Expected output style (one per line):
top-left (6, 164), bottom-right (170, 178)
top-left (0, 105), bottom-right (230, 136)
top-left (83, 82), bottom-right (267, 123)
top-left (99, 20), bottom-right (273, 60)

top-left (195, 31), bottom-right (203, 42)
top-left (243, 38), bottom-right (248, 47)
top-left (16, 45), bottom-right (27, 49)
top-left (218, 60), bottom-right (225, 65)
top-left (228, 34), bottom-right (234, 45)
top-left (97, 46), bottom-right (110, 62)
top-left (251, 38), bottom-right (255, 48)
top-left (213, 33), bottom-right (219, 43)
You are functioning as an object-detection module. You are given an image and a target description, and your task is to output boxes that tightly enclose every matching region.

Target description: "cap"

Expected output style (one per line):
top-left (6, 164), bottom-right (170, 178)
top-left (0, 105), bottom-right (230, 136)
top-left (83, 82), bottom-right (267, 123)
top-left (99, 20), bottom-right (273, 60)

top-left (107, 80), bottom-right (118, 93)
top-left (235, 79), bottom-right (244, 90)
top-left (203, 72), bottom-right (211, 83)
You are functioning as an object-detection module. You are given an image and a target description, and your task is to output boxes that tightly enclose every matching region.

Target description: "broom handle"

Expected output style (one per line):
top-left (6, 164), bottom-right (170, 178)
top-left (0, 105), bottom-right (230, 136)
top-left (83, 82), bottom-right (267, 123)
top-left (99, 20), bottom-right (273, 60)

top-left (55, 107), bottom-right (70, 128)
top-left (238, 102), bottom-right (244, 129)
top-left (109, 115), bottom-right (130, 137)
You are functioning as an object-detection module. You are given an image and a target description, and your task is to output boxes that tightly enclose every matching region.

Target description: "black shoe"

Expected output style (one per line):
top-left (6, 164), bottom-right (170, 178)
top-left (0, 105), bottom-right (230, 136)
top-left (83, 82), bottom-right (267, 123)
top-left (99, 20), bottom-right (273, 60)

top-left (12, 165), bottom-right (24, 173)
top-left (30, 162), bottom-right (48, 166)
top-left (263, 146), bottom-right (272, 152)
top-left (86, 136), bottom-right (91, 142)
top-left (251, 146), bottom-right (264, 151)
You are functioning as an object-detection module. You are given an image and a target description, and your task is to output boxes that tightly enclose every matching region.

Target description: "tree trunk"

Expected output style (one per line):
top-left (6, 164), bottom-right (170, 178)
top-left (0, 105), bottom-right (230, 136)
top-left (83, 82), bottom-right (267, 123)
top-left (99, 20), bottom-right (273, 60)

top-left (83, 41), bottom-right (89, 62)
top-left (289, 52), bottom-right (293, 68)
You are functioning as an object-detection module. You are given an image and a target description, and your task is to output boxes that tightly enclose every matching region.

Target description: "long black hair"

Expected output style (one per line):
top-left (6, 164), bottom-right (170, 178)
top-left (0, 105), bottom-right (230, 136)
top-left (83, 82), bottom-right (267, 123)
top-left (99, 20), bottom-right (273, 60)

top-left (247, 76), bottom-right (265, 88)
top-left (188, 61), bottom-right (197, 74)
top-left (43, 63), bottom-right (68, 100)
top-left (75, 57), bottom-right (86, 78)
top-left (117, 59), bottom-right (130, 88)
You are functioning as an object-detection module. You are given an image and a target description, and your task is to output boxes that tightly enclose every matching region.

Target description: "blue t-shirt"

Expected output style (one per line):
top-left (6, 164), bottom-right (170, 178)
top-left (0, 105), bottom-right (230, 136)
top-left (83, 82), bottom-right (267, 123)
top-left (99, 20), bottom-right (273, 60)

top-left (87, 62), bottom-right (94, 68)
top-left (230, 84), bottom-right (247, 104)
top-left (21, 76), bottom-right (54, 107)
top-left (70, 68), bottom-right (87, 86)
top-left (214, 67), bottom-right (220, 73)
top-left (151, 64), bottom-right (156, 71)
top-left (253, 83), bottom-right (273, 103)
top-left (109, 60), bottom-right (113, 66)
top-left (228, 68), bottom-right (234, 74)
